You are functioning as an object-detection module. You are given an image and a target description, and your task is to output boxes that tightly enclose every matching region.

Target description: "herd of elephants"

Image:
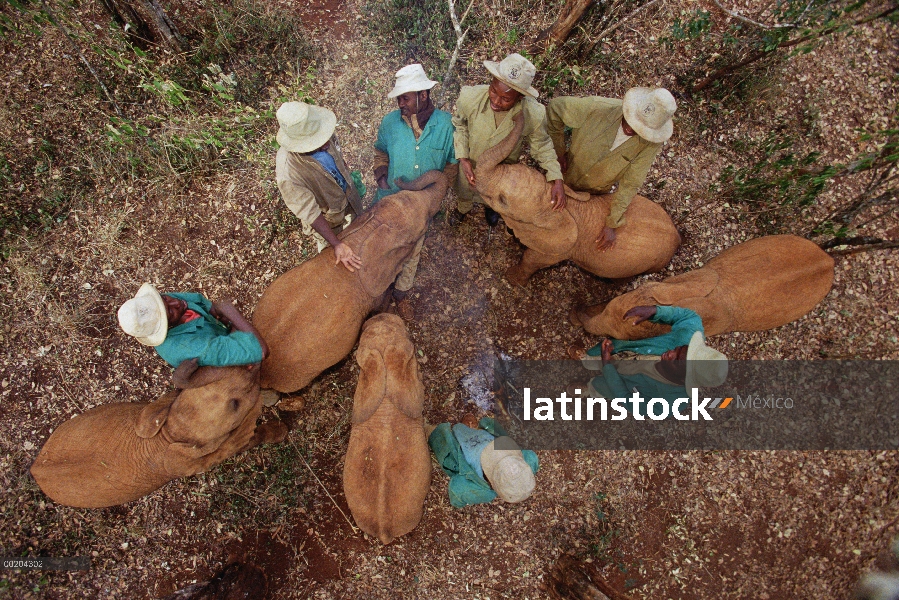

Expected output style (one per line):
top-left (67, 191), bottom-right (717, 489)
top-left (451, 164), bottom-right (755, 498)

top-left (29, 112), bottom-right (836, 547)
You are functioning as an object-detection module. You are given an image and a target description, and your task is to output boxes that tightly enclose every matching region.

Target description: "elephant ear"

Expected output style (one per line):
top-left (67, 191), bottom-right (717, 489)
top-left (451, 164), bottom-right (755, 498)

top-left (162, 442), bottom-right (219, 477)
top-left (135, 390), bottom-right (179, 438)
top-left (651, 269), bottom-right (720, 305)
top-left (356, 223), bottom-right (414, 297)
top-left (352, 346), bottom-right (387, 424)
top-left (382, 343), bottom-right (424, 420)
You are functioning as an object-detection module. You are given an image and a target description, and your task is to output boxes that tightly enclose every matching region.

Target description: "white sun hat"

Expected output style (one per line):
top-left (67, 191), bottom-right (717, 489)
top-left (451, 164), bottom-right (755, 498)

top-left (684, 331), bottom-right (729, 390)
top-left (276, 101), bottom-right (337, 154)
top-left (483, 53), bottom-right (539, 98)
top-left (117, 283), bottom-right (168, 347)
top-left (480, 437), bottom-right (536, 503)
top-left (622, 87), bottom-right (677, 144)
top-left (387, 63), bottom-right (438, 99)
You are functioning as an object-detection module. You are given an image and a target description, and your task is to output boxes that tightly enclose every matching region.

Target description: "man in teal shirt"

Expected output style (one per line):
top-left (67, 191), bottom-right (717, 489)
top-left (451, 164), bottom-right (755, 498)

top-left (568, 305), bottom-right (728, 418)
top-left (373, 64), bottom-right (457, 320)
top-left (118, 283), bottom-right (268, 368)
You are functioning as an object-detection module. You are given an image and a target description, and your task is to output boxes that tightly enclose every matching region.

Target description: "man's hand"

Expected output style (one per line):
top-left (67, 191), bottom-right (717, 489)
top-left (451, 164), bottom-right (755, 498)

top-left (377, 175), bottom-right (390, 190)
top-left (600, 338), bottom-right (614, 365)
top-left (459, 158), bottom-right (476, 187)
top-left (550, 179), bottom-right (566, 211)
top-left (623, 305), bottom-right (657, 325)
top-left (557, 152), bottom-right (569, 174)
top-left (595, 226), bottom-right (617, 251)
top-left (334, 242), bottom-right (363, 272)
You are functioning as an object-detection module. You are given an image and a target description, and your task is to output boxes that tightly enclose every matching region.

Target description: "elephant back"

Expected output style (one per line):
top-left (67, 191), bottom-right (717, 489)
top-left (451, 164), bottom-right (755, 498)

top-left (703, 235), bottom-right (834, 331)
top-left (571, 194), bottom-right (680, 278)
top-left (31, 403), bottom-right (171, 508)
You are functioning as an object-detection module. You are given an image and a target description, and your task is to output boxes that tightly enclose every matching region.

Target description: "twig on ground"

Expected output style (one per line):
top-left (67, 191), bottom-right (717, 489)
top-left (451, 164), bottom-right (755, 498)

top-left (292, 439), bottom-right (359, 534)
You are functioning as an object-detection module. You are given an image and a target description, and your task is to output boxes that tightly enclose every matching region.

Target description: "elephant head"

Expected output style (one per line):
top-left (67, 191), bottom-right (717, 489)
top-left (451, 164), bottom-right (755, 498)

top-left (136, 358), bottom-right (262, 451)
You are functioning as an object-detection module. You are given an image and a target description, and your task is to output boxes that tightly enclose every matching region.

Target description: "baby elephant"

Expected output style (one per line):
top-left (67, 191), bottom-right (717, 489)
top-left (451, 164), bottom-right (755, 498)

top-left (343, 313), bottom-right (431, 544)
top-left (30, 360), bottom-right (287, 508)
top-left (473, 112), bottom-right (680, 286)
top-left (571, 235), bottom-right (835, 340)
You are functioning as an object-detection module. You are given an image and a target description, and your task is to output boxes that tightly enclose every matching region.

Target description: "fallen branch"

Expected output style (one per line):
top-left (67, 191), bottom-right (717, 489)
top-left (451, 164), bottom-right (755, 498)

top-left (41, 0), bottom-right (123, 117)
top-left (828, 240), bottom-right (899, 256)
top-left (585, 0), bottom-right (662, 55)
top-left (710, 0), bottom-right (799, 29)
top-left (292, 439), bottom-right (359, 534)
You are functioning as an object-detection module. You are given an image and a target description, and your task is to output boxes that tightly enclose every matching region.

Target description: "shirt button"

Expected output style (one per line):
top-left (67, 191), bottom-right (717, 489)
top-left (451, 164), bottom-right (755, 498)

top-left (414, 165), bottom-right (419, 169)
top-left (415, 146), bottom-right (420, 150)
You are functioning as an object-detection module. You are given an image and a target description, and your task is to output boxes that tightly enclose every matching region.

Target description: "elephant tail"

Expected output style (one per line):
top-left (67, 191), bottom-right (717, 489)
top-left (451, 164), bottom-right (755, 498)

top-left (474, 111), bottom-right (524, 180)
top-left (395, 170), bottom-right (447, 193)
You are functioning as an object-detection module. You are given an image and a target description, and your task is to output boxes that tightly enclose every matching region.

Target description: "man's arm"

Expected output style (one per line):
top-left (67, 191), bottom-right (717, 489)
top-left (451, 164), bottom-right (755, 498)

top-left (452, 94), bottom-right (475, 187)
top-left (373, 118), bottom-right (391, 189)
top-left (211, 301), bottom-right (269, 359)
top-left (605, 142), bottom-right (663, 229)
top-left (611, 305), bottom-right (703, 355)
top-left (524, 101), bottom-right (566, 209)
top-left (310, 214), bottom-right (362, 272)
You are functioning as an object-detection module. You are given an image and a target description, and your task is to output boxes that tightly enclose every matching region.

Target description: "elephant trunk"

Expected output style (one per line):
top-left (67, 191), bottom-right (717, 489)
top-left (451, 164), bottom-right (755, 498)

top-left (474, 111), bottom-right (525, 190)
top-left (396, 169), bottom-right (449, 216)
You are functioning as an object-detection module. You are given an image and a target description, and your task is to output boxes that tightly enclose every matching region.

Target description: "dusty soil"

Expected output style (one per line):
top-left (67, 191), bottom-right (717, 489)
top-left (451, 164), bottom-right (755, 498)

top-left (1, 0), bottom-right (898, 599)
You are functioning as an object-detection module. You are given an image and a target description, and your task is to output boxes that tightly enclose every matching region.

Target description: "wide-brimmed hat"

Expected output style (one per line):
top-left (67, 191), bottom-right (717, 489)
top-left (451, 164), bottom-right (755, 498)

top-left (387, 63), bottom-right (437, 99)
top-left (483, 53), bottom-right (539, 98)
top-left (685, 331), bottom-right (728, 390)
top-left (622, 87), bottom-right (677, 144)
top-left (480, 438), bottom-right (536, 503)
top-left (117, 283), bottom-right (168, 347)
top-left (276, 101), bottom-right (337, 154)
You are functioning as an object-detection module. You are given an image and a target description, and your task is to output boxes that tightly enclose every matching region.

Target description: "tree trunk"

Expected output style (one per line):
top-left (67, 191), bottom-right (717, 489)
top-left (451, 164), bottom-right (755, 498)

top-left (100, 0), bottom-right (184, 51)
top-left (545, 554), bottom-right (639, 600)
top-left (532, 0), bottom-right (594, 51)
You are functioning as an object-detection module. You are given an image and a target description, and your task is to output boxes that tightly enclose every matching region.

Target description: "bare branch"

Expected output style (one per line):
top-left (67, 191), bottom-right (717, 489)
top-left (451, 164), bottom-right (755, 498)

top-left (587, 0), bottom-right (662, 53)
top-left (711, 0), bottom-right (798, 29)
top-left (41, 0), bottom-right (122, 117)
top-left (438, 0), bottom-right (476, 108)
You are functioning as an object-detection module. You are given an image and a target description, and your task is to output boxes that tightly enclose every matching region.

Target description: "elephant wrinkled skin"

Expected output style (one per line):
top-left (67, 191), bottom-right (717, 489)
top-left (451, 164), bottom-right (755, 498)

top-left (253, 170), bottom-right (450, 401)
top-left (473, 112), bottom-right (681, 285)
top-left (30, 360), bottom-right (287, 508)
top-left (343, 313), bottom-right (431, 544)
top-left (571, 235), bottom-right (835, 340)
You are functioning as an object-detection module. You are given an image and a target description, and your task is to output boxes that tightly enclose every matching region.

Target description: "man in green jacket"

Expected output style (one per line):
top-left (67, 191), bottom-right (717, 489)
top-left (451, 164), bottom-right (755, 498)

top-left (547, 88), bottom-right (677, 251)
top-left (450, 53), bottom-right (565, 227)
top-left (373, 64), bottom-right (457, 320)
top-left (118, 283), bottom-right (269, 368)
top-left (275, 101), bottom-right (364, 272)
top-left (568, 305), bottom-right (728, 418)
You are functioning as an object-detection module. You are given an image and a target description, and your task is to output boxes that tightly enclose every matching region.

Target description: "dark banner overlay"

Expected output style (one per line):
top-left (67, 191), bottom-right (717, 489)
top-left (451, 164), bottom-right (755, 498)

top-left (0, 557), bottom-right (90, 571)
top-left (491, 360), bottom-right (899, 450)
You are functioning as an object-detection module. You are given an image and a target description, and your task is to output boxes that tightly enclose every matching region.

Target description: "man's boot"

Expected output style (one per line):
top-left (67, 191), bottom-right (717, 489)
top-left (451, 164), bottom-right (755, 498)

top-left (447, 208), bottom-right (466, 227)
top-left (393, 289), bottom-right (414, 321)
top-left (484, 205), bottom-right (501, 227)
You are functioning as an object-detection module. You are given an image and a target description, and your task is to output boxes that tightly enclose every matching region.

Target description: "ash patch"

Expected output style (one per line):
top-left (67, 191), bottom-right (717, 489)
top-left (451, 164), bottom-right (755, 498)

top-left (459, 348), bottom-right (511, 412)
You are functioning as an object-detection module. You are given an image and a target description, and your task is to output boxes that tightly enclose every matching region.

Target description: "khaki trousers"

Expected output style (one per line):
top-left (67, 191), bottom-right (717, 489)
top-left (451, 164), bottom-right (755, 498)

top-left (395, 236), bottom-right (425, 292)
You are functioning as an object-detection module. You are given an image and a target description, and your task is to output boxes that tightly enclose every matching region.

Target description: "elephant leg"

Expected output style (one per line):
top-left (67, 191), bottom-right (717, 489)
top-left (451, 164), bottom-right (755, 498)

top-left (506, 248), bottom-right (564, 287)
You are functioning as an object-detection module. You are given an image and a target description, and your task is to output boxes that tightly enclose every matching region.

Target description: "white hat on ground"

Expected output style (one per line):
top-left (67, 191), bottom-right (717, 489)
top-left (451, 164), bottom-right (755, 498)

top-left (387, 64), bottom-right (437, 99)
top-left (622, 87), bottom-right (677, 144)
top-left (118, 283), bottom-right (168, 347)
top-left (480, 437), bottom-right (536, 503)
top-left (684, 331), bottom-right (729, 390)
top-left (276, 101), bottom-right (337, 154)
top-left (483, 53), bottom-right (539, 98)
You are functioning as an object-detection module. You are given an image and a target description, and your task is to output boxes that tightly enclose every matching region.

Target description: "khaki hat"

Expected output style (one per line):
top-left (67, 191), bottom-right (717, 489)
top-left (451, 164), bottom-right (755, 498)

top-left (276, 101), bottom-right (337, 154)
top-left (483, 53), bottom-right (539, 98)
top-left (622, 87), bottom-right (677, 144)
top-left (387, 63), bottom-right (437, 99)
top-left (685, 331), bottom-right (729, 390)
top-left (117, 283), bottom-right (168, 347)
top-left (480, 438), bottom-right (536, 503)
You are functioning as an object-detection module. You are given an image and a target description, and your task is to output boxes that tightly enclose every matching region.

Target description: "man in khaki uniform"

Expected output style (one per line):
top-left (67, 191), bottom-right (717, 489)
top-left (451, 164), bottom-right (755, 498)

top-left (451, 53), bottom-right (565, 227)
top-left (547, 87), bottom-right (676, 250)
top-left (275, 101), bottom-right (364, 271)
